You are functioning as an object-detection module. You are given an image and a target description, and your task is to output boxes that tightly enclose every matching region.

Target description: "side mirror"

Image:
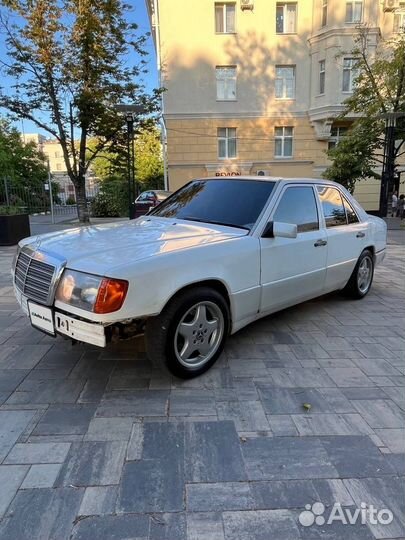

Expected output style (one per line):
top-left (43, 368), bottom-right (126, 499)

top-left (262, 221), bottom-right (298, 239)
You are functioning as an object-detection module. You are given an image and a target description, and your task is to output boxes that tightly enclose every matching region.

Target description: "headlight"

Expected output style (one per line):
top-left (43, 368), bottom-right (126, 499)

top-left (56, 269), bottom-right (128, 314)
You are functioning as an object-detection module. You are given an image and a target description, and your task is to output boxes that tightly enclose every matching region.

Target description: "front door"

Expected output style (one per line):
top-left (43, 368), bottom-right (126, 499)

top-left (260, 185), bottom-right (328, 313)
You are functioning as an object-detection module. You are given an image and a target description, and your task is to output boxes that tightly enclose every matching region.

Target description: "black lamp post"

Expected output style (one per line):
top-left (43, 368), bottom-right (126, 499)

top-left (115, 104), bottom-right (145, 219)
top-left (379, 112), bottom-right (404, 218)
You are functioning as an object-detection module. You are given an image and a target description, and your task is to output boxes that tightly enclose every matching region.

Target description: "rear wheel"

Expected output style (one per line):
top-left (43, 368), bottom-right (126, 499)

top-left (342, 249), bottom-right (374, 299)
top-left (145, 287), bottom-right (229, 378)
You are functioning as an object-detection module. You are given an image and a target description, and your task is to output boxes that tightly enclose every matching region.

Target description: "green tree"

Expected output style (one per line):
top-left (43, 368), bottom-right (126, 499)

top-left (323, 119), bottom-right (382, 193)
top-left (88, 125), bottom-right (164, 189)
top-left (324, 28), bottom-right (405, 191)
top-left (0, 118), bottom-right (48, 187)
top-left (0, 0), bottom-right (161, 223)
top-left (86, 138), bottom-right (126, 181)
top-left (135, 127), bottom-right (164, 190)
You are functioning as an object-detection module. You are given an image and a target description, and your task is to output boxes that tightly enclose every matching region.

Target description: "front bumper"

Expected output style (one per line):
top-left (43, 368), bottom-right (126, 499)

top-left (14, 286), bottom-right (107, 348)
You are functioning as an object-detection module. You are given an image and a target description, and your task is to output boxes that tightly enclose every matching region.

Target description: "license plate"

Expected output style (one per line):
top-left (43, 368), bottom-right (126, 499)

top-left (28, 302), bottom-right (55, 336)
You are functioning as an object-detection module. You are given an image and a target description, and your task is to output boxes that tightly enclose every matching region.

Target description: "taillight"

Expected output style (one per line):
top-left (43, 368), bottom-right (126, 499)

top-left (94, 278), bottom-right (128, 314)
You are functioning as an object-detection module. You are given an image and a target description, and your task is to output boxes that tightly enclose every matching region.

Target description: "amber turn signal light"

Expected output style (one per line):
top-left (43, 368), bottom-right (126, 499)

top-left (94, 278), bottom-right (128, 314)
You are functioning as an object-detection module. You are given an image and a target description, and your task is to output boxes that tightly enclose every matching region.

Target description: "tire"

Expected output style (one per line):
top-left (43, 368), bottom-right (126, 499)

top-left (145, 287), bottom-right (230, 379)
top-left (342, 249), bottom-right (374, 299)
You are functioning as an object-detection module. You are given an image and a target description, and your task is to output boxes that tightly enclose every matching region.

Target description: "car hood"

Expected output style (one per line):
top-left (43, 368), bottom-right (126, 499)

top-left (20, 216), bottom-right (247, 275)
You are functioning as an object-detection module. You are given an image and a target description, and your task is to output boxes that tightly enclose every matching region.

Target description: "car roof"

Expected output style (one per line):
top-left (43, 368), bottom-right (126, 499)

top-left (201, 176), bottom-right (338, 186)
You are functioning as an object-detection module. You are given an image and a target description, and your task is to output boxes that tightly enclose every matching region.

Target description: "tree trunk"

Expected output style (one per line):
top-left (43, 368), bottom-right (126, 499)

top-left (75, 177), bottom-right (90, 223)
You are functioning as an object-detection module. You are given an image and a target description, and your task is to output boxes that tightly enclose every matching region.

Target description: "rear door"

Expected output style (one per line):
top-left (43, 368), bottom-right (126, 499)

top-left (316, 186), bottom-right (368, 292)
top-left (260, 184), bottom-right (328, 313)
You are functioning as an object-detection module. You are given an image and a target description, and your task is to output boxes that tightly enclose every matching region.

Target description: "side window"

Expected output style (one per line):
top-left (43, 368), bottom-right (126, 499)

top-left (273, 186), bottom-right (319, 233)
top-left (317, 186), bottom-right (347, 227)
top-left (343, 197), bottom-right (359, 224)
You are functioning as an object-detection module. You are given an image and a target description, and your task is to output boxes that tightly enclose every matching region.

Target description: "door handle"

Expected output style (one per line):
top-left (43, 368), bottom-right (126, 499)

top-left (314, 239), bottom-right (327, 247)
top-left (356, 232), bottom-right (366, 238)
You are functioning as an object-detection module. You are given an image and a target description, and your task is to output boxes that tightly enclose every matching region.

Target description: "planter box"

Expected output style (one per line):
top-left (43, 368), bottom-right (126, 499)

top-left (0, 214), bottom-right (31, 246)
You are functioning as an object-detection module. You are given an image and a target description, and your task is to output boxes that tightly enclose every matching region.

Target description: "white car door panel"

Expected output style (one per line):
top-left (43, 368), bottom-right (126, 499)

top-left (260, 185), bottom-right (328, 313)
top-left (260, 232), bottom-right (328, 312)
top-left (316, 186), bottom-right (369, 291)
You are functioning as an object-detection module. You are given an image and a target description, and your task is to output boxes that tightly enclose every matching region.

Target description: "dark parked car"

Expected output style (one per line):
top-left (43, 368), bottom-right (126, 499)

top-left (134, 190), bottom-right (172, 218)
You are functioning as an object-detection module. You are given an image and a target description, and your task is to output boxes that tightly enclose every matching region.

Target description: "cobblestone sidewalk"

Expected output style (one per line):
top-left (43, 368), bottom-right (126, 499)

top-left (0, 243), bottom-right (404, 540)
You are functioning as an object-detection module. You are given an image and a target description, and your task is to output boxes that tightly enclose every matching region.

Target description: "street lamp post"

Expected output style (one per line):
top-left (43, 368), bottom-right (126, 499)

top-left (115, 104), bottom-right (145, 220)
top-left (379, 112), bottom-right (404, 218)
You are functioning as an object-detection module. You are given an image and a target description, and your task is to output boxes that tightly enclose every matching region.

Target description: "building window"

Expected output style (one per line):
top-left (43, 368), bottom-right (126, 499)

top-left (216, 66), bottom-right (237, 100)
top-left (342, 58), bottom-right (359, 92)
top-left (215, 3), bottom-right (236, 33)
top-left (319, 60), bottom-right (326, 94)
top-left (276, 3), bottom-right (297, 34)
top-left (56, 163), bottom-right (62, 171)
top-left (275, 66), bottom-right (295, 99)
top-left (394, 4), bottom-right (405, 32)
top-left (345, 1), bottom-right (362, 23)
top-left (275, 127), bottom-right (293, 158)
top-left (218, 128), bottom-right (237, 158)
top-left (322, 0), bottom-right (328, 26)
top-left (328, 126), bottom-right (348, 150)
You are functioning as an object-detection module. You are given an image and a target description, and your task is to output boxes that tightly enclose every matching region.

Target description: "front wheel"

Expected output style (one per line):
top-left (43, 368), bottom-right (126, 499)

top-left (342, 249), bottom-right (374, 299)
top-left (145, 287), bottom-right (229, 378)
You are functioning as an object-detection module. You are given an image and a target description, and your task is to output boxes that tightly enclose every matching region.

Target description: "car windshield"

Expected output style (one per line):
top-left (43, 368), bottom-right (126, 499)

top-left (150, 179), bottom-right (276, 230)
top-left (156, 191), bottom-right (171, 201)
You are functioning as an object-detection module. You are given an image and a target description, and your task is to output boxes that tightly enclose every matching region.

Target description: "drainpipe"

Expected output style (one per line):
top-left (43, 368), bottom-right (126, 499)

top-left (152, 0), bottom-right (168, 190)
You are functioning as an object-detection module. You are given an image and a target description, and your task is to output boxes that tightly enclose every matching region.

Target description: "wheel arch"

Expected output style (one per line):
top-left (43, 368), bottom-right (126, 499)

top-left (363, 245), bottom-right (375, 260)
top-left (161, 279), bottom-right (232, 330)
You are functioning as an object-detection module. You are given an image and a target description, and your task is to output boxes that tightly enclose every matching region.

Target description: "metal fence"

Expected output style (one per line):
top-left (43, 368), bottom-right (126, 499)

top-left (0, 178), bottom-right (100, 218)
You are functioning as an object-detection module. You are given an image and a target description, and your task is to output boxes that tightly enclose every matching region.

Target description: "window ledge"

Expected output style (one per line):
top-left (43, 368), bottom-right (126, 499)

top-left (315, 93), bottom-right (325, 97)
top-left (276, 32), bottom-right (297, 35)
top-left (274, 156), bottom-right (294, 160)
top-left (215, 32), bottom-right (237, 35)
top-left (216, 99), bottom-right (238, 102)
top-left (218, 157), bottom-right (238, 160)
top-left (275, 98), bottom-right (296, 101)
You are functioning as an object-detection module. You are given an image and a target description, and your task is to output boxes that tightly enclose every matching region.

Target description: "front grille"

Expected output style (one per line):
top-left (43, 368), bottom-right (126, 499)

top-left (14, 251), bottom-right (56, 305)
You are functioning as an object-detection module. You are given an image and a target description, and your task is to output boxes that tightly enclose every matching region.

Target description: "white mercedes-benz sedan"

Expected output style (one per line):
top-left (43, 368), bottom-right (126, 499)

top-left (12, 177), bottom-right (387, 378)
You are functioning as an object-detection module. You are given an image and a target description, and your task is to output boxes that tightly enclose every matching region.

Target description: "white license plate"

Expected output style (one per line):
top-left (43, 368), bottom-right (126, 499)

top-left (28, 302), bottom-right (55, 335)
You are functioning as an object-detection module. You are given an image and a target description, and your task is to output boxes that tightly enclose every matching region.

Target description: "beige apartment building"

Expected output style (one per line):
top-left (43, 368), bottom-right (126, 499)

top-left (146, 0), bottom-right (405, 210)
top-left (23, 133), bottom-right (97, 200)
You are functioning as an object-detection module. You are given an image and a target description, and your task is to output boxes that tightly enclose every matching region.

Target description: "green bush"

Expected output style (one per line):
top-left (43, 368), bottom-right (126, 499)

top-left (91, 177), bottom-right (128, 217)
top-left (65, 196), bottom-right (76, 205)
top-left (0, 205), bottom-right (25, 215)
top-left (91, 192), bottom-right (123, 217)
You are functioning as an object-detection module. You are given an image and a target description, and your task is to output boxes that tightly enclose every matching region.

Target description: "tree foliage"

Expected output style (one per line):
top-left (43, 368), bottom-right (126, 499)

top-left (324, 28), bottom-right (405, 190)
top-left (88, 125), bottom-right (164, 190)
top-left (135, 127), bottom-right (164, 190)
top-left (323, 119), bottom-right (382, 193)
top-left (0, 0), bottom-right (161, 222)
top-left (0, 118), bottom-right (47, 187)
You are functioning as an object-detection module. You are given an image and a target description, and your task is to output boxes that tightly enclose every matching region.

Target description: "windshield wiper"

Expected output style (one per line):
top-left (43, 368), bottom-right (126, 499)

top-left (180, 216), bottom-right (249, 231)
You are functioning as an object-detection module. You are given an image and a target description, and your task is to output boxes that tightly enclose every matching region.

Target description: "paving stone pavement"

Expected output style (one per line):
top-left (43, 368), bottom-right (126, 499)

top-left (0, 241), bottom-right (404, 540)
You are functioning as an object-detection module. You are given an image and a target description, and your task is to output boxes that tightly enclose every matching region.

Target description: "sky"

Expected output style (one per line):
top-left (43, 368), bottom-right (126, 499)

top-left (0, 0), bottom-right (159, 136)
